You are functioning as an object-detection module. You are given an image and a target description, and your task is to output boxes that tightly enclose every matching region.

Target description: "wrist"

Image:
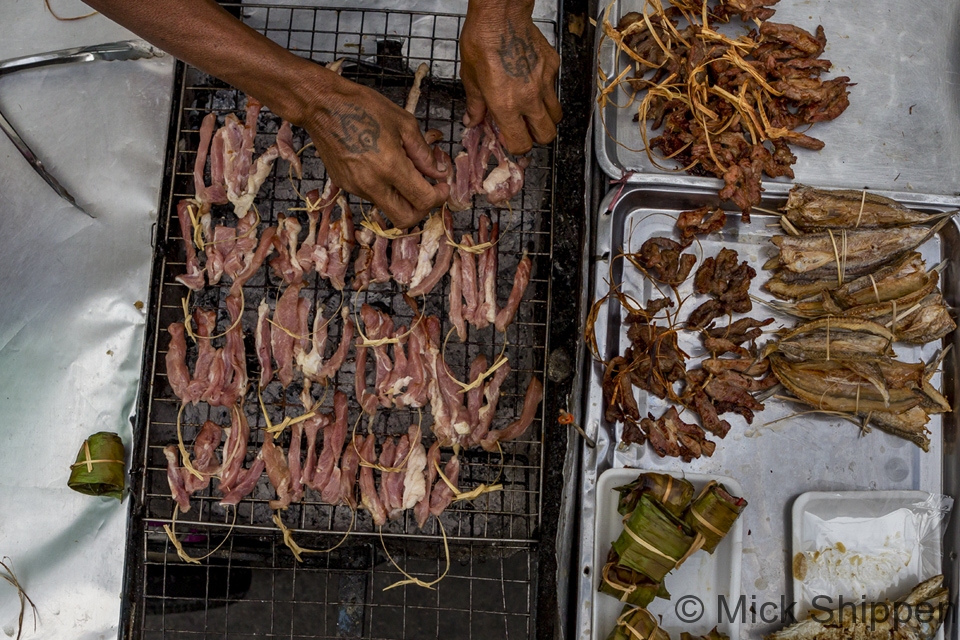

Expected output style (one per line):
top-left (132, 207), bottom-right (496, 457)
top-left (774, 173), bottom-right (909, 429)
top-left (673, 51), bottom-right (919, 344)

top-left (279, 58), bottom-right (347, 128)
top-left (466, 0), bottom-right (535, 25)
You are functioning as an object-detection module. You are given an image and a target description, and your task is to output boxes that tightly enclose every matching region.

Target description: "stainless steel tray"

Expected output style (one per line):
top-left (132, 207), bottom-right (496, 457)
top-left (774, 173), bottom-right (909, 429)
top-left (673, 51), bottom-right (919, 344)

top-left (593, 0), bottom-right (960, 202)
top-left (575, 184), bottom-right (960, 640)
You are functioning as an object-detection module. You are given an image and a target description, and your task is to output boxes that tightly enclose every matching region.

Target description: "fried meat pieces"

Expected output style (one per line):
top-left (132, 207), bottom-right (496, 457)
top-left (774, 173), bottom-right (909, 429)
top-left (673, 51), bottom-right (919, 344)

top-left (688, 248), bottom-right (757, 329)
top-left (602, 258), bottom-right (775, 460)
top-left (676, 206), bottom-right (727, 246)
top-left (613, 7), bottom-right (852, 217)
top-left (636, 237), bottom-right (697, 286)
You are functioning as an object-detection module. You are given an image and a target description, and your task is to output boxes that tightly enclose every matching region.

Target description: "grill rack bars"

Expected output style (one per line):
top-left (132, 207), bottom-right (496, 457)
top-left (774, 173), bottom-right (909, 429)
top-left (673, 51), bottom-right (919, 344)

top-left (138, 5), bottom-right (556, 544)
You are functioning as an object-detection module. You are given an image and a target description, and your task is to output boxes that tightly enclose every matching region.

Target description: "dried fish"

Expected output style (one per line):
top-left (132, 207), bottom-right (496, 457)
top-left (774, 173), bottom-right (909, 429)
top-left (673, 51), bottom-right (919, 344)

top-left (831, 252), bottom-right (933, 308)
top-left (764, 273), bottom-right (836, 301)
top-left (782, 184), bottom-right (952, 230)
top-left (769, 317), bottom-right (896, 361)
top-left (870, 294), bottom-right (957, 344)
top-left (765, 575), bottom-right (948, 640)
top-left (770, 355), bottom-right (926, 414)
top-left (863, 407), bottom-right (931, 451)
top-left (766, 220), bottom-right (946, 281)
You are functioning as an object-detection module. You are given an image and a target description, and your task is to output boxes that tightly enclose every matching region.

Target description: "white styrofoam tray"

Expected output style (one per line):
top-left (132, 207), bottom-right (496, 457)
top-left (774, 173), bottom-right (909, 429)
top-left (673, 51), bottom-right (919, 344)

top-left (791, 490), bottom-right (944, 639)
top-left (593, 468), bottom-right (744, 640)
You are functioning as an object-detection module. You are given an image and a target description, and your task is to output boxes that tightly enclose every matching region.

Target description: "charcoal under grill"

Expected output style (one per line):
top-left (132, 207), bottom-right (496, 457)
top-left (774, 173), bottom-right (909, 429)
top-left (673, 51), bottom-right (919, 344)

top-left (120, 4), bottom-right (568, 639)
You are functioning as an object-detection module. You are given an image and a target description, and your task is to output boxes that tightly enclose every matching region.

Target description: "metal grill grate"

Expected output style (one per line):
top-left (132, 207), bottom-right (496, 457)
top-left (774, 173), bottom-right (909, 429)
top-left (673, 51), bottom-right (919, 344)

top-left (140, 532), bottom-right (536, 640)
top-left (127, 4), bottom-right (558, 639)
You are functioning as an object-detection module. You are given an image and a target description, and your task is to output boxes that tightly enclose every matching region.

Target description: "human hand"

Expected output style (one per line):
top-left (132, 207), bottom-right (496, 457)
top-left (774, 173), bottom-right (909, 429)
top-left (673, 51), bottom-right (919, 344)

top-left (299, 72), bottom-right (450, 229)
top-left (459, 0), bottom-right (562, 155)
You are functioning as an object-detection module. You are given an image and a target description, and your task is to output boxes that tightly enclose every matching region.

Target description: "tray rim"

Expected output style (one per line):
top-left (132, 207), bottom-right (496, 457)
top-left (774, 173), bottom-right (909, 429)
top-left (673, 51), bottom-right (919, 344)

top-left (575, 181), bottom-right (959, 640)
top-left (589, 0), bottom-right (960, 210)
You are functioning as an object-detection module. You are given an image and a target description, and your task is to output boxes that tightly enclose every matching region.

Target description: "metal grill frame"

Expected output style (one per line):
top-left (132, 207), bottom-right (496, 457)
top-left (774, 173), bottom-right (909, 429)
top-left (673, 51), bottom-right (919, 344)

top-left (142, 3), bottom-right (555, 543)
top-left (117, 3), bottom-right (589, 639)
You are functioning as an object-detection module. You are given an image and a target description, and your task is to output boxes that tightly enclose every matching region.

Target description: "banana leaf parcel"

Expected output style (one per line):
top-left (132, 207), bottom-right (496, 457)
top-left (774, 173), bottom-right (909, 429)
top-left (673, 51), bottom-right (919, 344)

top-left (68, 431), bottom-right (125, 500)
top-left (599, 548), bottom-right (670, 607)
top-left (606, 605), bottom-right (671, 640)
top-left (613, 494), bottom-right (699, 582)
top-left (684, 482), bottom-right (747, 553)
top-left (615, 472), bottom-right (695, 518)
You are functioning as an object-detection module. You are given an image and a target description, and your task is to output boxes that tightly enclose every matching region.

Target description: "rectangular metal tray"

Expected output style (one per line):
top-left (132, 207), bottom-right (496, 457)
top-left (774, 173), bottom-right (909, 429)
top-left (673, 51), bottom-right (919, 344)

top-left (593, 0), bottom-right (960, 202)
top-left (575, 184), bottom-right (960, 639)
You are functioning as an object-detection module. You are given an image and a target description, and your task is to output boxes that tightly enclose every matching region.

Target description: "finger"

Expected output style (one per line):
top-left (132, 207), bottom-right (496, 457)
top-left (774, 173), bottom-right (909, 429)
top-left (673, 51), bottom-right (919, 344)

top-left (524, 108), bottom-right (558, 146)
top-left (424, 128), bottom-right (444, 144)
top-left (544, 86), bottom-right (563, 124)
top-left (494, 113), bottom-right (534, 155)
top-left (462, 79), bottom-right (487, 128)
top-left (542, 51), bottom-right (563, 124)
top-left (378, 188), bottom-right (428, 230)
top-left (401, 123), bottom-right (447, 180)
top-left (395, 166), bottom-right (450, 212)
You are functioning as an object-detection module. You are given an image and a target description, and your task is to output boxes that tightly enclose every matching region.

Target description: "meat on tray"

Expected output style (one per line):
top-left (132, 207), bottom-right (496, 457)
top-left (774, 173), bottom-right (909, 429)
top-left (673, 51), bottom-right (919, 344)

top-left (162, 82), bottom-right (547, 535)
top-left (480, 376), bottom-right (544, 452)
top-left (163, 420), bottom-right (221, 513)
top-left (313, 391), bottom-right (348, 505)
top-left (219, 409), bottom-right (265, 506)
top-left (447, 215), bottom-right (534, 338)
top-left (165, 299), bottom-right (246, 409)
top-left (447, 118), bottom-right (528, 210)
top-left (358, 433), bottom-right (388, 527)
top-left (192, 98), bottom-right (300, 218)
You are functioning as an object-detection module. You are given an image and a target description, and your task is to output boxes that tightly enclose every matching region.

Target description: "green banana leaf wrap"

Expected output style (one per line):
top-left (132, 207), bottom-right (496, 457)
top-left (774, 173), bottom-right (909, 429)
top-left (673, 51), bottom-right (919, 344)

top-left (680, 628), bottom-right (730, 640)
top-left (605, 606), bottom-right (671, 640)
top-left (68, 432), bottom-right (125, 500)
top-left (615, 472), bottom-right (695, 518)
top-left (613, 494), bottom-right (698, 582)
top-left (684, 482), bottom-right (747, 554)
top-left (599, 548), bottom-right (671, 607)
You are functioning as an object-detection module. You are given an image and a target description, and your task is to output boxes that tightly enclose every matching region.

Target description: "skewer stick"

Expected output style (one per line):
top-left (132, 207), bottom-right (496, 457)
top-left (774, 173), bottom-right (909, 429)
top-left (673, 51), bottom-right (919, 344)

top-left (405, 63), bottom-right (430, 114)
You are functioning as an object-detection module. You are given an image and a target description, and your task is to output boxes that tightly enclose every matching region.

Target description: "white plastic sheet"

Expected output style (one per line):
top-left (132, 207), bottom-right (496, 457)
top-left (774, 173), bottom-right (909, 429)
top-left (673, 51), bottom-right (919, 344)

top-left (0, 1), bottom-right (174, 638)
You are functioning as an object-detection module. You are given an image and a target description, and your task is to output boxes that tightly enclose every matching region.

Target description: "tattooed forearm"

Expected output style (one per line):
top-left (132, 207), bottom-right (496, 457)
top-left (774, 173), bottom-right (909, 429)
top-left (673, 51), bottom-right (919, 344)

top-left (330, 105), bottom-right (381, 154)
top-left (497, 23), bottom-right (539, 81)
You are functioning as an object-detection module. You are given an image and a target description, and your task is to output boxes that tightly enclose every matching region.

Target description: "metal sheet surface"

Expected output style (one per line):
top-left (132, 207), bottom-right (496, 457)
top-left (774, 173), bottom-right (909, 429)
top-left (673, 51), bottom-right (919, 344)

top-left (241, 1), bottom-right (557, 82)
top-left (576, 185), bottom-right (960, 640)
top-left (593, 0), bottom-right (960, 202)
top-left (0, 2), bottom-right (174, 638)
top-left (248, 0), bottom-right (559, 22)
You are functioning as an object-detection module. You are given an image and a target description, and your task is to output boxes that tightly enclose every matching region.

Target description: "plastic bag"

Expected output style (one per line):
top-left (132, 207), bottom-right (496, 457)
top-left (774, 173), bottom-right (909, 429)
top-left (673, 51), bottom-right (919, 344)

top-left (793, 491), bottom-right (953, 612)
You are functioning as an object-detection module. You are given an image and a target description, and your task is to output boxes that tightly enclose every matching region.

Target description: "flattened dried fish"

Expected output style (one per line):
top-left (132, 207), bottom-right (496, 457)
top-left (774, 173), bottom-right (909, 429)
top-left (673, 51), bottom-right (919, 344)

top-left (782, 184), bottom-right (952, 230)
top-left (769, 317), bottom-right (895, 361)
top-left (765, 574), bottom-right (948, 640)
top-left (864, 407), bottom-right (931, 451)
top-left (764, 273), bottom-right (835, 300)
top-left (770, 355), bottom-right (924, 414)
top-left (831, 252), bottom-right (932, 308)
top-left (879, 294), bottom-right (957, 344)
top-left (767, 220), bottom-right (946, 280)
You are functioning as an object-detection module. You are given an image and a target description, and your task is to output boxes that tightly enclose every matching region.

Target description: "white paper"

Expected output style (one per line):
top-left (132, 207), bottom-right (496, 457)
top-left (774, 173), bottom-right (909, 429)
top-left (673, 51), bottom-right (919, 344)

top-left (800, 509), bottom-right (922, 604)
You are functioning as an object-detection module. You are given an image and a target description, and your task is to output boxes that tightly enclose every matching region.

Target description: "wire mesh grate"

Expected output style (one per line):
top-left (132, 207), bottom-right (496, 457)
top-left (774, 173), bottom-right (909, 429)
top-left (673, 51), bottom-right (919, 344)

top-left (140, 531), bottom-right (536, 640)
top-left (130, 5), bottom-right (558, 637)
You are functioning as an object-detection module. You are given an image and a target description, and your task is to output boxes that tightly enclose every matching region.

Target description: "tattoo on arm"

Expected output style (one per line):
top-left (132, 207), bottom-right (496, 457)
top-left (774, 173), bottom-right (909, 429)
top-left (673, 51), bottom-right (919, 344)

top-left (331, 105), bottom-right (381, 154)
top-left (497, 23), bottom-right (539, 81)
